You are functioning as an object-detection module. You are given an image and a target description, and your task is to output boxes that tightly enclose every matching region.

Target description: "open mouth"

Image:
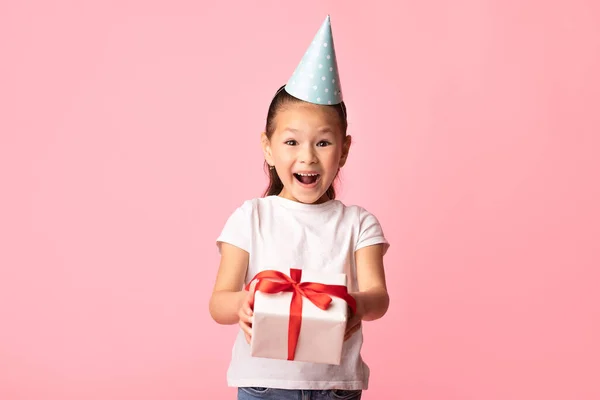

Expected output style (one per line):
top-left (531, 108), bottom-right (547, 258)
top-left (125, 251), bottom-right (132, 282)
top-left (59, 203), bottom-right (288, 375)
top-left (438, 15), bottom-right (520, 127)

top-left (293, 172), bottom-right (320, 185)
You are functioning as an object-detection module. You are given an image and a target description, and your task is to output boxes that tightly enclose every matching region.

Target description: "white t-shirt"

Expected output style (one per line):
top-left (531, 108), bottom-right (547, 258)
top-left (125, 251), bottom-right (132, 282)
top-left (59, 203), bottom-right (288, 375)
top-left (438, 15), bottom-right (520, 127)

top-left (216, 195), bottom-right (389, 390)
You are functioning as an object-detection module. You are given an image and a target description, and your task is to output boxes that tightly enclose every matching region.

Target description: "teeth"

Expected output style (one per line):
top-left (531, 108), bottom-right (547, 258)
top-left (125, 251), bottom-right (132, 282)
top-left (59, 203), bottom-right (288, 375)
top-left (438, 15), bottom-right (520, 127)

top-left (296, 173), bottom-right (319, 176)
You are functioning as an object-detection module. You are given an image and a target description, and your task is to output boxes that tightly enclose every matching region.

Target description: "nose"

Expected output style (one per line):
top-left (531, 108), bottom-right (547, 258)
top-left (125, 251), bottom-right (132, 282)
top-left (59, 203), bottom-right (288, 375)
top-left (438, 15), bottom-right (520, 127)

top-left (298, 143), bottom-right (317, 164)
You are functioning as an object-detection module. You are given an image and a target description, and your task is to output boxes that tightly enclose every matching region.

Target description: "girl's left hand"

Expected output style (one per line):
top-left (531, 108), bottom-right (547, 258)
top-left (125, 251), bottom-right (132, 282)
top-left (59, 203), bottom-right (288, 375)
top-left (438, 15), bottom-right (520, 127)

top-left (344, 297), bottom-right (363, 341)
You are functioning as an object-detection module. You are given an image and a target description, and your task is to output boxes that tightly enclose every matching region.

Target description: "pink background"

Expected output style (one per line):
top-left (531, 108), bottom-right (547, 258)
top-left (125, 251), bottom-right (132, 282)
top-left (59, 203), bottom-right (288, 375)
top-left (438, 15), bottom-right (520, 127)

top-left (1, 1), bottom-right (599, 399)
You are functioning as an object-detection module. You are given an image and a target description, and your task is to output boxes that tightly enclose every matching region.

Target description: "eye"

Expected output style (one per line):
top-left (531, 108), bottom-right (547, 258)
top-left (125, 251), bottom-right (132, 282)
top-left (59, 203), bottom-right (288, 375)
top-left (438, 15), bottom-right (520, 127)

top-left (316, 141), bottom-right (331, 147)
top-left (285, 140), bottom-right (298, 146)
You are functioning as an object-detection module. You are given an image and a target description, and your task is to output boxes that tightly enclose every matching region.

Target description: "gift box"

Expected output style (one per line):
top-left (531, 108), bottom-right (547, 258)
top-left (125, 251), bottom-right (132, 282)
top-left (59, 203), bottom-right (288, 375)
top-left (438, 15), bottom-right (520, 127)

top-left (248, 268), bottom-right (356, 365)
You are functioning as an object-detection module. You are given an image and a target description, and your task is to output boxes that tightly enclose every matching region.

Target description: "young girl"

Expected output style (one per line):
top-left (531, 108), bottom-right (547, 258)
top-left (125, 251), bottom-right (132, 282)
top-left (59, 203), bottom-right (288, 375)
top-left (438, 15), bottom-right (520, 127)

top-left (209, 16), bottom-right (389, 400)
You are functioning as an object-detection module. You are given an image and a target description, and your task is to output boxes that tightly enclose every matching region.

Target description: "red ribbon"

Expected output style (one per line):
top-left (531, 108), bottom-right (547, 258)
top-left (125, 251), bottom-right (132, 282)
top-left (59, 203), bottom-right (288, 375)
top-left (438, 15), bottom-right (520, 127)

top-left (245, 268), bottom-right (356, 361)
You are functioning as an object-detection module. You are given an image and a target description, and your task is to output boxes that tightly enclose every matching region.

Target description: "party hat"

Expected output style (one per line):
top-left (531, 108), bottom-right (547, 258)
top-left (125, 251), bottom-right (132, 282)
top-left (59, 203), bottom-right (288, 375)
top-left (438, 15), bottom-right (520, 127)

top-left (285, 15), bottom-right (343, 105)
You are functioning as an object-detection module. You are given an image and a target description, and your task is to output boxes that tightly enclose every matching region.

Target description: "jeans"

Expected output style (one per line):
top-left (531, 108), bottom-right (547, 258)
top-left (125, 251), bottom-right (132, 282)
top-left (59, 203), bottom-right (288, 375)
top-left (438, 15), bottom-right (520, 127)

top-left (237, 387), bottom-right (362, 400)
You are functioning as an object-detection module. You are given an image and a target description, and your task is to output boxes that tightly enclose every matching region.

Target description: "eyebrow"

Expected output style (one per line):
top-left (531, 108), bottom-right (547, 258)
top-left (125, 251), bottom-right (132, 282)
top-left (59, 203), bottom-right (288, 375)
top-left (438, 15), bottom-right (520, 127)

top-left (282, 127), bottom-right (335, 135)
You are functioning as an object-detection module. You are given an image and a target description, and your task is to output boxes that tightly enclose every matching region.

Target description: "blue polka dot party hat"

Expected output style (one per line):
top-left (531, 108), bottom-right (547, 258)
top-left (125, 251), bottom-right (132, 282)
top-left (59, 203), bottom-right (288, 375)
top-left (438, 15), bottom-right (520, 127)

top-left (284, 15), bottom-right (343, 105)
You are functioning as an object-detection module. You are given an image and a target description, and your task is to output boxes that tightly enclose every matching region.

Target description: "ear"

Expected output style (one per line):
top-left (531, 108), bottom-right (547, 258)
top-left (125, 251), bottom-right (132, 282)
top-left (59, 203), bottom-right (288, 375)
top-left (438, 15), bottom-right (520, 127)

top-left (339, 134), bottom-right (352, 168)
top-left (261, 132), bottom-right (274, 167)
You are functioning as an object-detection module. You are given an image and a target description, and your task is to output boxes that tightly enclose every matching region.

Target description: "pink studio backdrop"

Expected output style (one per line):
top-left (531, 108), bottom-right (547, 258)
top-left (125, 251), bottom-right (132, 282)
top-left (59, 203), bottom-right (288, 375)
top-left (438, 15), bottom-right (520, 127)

top-left (1, 1), bottom-right (599, 399)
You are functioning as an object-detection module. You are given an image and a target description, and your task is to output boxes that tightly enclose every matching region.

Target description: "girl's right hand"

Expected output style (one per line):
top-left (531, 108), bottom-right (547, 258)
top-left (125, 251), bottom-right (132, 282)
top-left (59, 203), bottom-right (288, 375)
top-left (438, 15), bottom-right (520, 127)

top-left (238, 280), bottom-right (257, 344)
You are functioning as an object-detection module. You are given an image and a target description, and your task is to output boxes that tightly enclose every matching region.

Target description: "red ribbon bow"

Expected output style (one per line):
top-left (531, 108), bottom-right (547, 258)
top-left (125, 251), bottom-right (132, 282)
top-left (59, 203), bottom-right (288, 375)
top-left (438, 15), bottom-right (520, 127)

top-left (245, 268), bottom-right (357, 361)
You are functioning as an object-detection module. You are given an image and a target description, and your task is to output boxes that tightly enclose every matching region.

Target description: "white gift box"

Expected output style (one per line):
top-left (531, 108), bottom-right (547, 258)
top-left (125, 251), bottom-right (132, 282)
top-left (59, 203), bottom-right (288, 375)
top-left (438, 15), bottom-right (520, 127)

top-left (249, 269), bottom-right (351, 365)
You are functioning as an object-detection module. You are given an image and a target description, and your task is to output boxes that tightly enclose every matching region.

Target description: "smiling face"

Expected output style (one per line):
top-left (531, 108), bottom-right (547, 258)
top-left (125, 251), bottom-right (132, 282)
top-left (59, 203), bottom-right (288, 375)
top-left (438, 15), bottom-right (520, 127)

top-left (262, 101), bottom-right (351, 204)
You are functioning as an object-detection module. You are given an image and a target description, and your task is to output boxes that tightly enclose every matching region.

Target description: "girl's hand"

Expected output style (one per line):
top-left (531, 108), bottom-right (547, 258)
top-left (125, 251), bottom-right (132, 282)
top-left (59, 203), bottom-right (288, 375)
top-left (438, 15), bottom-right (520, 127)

top-left (344, 296), bottom-right (363, 341)
top-left (238, 280), bottom-right (257, 344)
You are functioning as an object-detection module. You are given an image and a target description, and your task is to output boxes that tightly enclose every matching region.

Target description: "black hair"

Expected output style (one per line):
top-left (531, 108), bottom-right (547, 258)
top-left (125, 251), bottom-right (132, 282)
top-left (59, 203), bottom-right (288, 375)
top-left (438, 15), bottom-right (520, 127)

top-left (262, 85), bottom-right (348, 200)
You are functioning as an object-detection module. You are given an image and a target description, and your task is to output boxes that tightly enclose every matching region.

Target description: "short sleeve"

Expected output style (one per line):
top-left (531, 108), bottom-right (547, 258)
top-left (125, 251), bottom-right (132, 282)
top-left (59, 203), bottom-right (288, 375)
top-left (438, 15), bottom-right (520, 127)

top-left (216, 200), bottom-right (253, 254)
top-left (355, 207), bottom-right (390, 255)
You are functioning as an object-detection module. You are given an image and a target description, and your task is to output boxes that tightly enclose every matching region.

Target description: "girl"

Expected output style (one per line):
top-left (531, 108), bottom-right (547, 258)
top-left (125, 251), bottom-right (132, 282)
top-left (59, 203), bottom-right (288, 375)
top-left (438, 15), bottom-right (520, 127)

top-left (209, 16), bottom-right (390, 400)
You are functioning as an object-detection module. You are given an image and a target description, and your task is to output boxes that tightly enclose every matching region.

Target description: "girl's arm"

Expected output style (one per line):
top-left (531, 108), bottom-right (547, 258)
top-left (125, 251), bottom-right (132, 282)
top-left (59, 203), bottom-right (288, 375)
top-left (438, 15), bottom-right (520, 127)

top-left (209, 242), bottom-right (251, 325)
top-left (353, 243), bottom-right (390, 321)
